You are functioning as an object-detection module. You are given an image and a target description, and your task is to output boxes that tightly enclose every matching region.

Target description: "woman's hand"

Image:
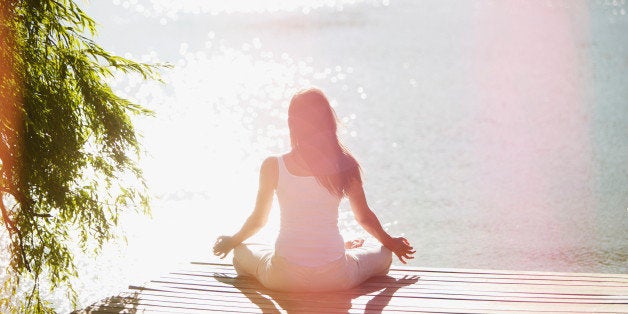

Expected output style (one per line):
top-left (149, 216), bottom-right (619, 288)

top-left (344, 238), bottom-right (365, 249)
top-left (213, 235), bottom-right (238, 259)
top-left (386, 237), bottom-right (415, 264)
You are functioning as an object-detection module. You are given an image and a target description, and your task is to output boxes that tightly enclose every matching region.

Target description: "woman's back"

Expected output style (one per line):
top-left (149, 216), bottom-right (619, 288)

top-left (275, 155), bottom-right (345, 267)
top-left (213, 88), bottom-right (413, 292)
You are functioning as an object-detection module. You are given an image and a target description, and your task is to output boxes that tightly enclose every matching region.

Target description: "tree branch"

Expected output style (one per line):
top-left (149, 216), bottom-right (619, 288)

top-left (0, 196), bottom-right (30, 272)
top-left (0, 195), bottom-right (17, 234)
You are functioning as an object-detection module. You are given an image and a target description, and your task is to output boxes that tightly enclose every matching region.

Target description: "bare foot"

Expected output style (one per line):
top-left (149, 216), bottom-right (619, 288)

top-left (344, 238), bottom-right (365, 249)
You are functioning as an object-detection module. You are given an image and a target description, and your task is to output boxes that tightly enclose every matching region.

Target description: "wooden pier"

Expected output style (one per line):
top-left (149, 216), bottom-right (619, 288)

top-left (78, 261), bottom-right (628, 313)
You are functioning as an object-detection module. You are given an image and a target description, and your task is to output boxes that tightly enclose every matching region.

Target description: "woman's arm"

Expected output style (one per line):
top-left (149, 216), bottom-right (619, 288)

top-left (213, 157), bottom-right (278, 259)
top-left (347, 178), bottom-right (415, 264)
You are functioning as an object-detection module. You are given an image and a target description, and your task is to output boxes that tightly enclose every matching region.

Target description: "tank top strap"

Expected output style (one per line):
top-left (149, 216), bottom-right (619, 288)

top-left (276, 155), bottom-right (288, 181)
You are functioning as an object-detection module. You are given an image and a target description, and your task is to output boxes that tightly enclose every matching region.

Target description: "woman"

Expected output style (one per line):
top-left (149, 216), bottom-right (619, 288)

top-left (213, 88), bottom-right (415, 292)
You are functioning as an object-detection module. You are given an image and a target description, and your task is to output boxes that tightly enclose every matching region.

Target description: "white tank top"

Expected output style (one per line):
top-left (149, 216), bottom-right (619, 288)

top-left (274, 155), bottom-right (345, 267)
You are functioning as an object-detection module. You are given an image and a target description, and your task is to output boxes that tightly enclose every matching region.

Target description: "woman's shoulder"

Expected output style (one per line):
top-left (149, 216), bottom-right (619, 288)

top-left (264, 154), bottom-right (280, 161)
top-left (260, 155), bottom-right (284, 175)
top-left (263, 151), bottom-right (293, 165)
top-left (259, 156), bottom-right (280, 188)
top-left (261, 155), bottom-right (280, 167)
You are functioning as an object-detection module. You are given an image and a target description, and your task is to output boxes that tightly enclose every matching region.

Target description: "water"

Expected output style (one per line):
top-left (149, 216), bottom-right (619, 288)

top-left (7, 0), bottom-right (628, 311)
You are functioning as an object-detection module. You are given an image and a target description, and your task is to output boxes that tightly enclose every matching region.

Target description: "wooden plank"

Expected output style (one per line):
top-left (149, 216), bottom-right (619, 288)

top-left (131, 281), bottom-right (628, 312)
top-left (118, 289), bottom-right (451, 312)
top-left (88, 290), bottom-right (621, 314)
top-left (86, 301), bottom-right (265, 314)
top-left (192, 261), bottom-right (628, 280)
top-left (154, 273), bottom-right (628, 302)
top-left (186, 266), bottom-right (628, 285)
top-left (187, 263), bottom-right (628, 284)
top-left (156, 271), bottom-right (628, 296)
top-left (120, 284), bottom-right (628, 313)
top-left (187, 264), bottom-right (628, 289)
top-left (392, 265), bottom-right (628, 280)
top-left (140, 280), bottom-right (628, 308)
top-left (116, 290), bottom-right (433, 313)
top-left (179, 270), bottom-right (628, 291)
top-left (120, 287), bottom-right (627, 313)
top-left (175, 267), bottom-right (628, 288)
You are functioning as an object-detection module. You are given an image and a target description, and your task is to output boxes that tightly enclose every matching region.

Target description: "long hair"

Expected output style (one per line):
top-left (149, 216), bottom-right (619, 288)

top-left (288, 88), bottom-right (361, 197)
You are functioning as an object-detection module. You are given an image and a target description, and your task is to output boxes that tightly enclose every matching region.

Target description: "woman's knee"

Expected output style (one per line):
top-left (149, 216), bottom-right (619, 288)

top-left (233, 243), bottom-right (274, 277)
top-left (382, 245), bottom-right (393, 263)
top-left (233, 243), bottom-right (247, 257)
top-left (377, 245), bottom-right (393, 274)
top-left (232, 245), bottom-right (247, 275)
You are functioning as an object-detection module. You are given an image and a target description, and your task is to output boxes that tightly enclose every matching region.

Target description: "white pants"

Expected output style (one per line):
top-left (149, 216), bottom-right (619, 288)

top-left (233, 243), bottom-right (393, 292)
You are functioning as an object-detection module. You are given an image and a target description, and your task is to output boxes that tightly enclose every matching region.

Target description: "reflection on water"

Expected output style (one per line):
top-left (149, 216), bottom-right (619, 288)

top-left (7, 0), bottom-right (627, 311)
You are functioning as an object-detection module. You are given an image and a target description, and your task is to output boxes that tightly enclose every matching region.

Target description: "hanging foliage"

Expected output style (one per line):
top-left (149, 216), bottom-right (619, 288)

top-left (0, 1), bottom-right (162, 312)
